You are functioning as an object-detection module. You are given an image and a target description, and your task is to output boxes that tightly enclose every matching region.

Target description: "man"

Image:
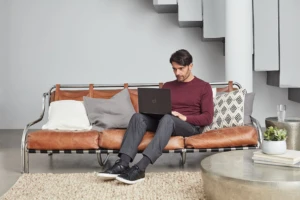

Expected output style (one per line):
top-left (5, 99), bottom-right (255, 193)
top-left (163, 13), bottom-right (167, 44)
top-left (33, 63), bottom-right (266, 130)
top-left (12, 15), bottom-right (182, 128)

top-left (97, 49), bottom-right (214, 184)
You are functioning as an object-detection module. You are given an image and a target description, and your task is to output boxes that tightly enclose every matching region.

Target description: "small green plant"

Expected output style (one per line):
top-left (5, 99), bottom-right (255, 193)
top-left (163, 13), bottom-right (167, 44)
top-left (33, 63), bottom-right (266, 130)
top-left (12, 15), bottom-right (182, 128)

top-left (264, 126), bottom-right (287, 141)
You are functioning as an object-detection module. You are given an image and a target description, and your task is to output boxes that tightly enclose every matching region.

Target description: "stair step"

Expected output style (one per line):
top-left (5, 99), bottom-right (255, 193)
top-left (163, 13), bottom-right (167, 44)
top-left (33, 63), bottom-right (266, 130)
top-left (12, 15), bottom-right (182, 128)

top-left (288, 88), bottom-right (300, 103)
top-left (178, 0), bottom-right (202, 27)
top-left (279, 0), bottom-right (300, 87)
top-left (266, 0), bottom-right (300, 89)
top-left (253, 0), bottom-right (279, 71)
top-left (202, 0), bottom-right (225, 38)
top-left (267, 71), bottom-right (280, 87)
top-left (153, 0), bottom-right (178, 13)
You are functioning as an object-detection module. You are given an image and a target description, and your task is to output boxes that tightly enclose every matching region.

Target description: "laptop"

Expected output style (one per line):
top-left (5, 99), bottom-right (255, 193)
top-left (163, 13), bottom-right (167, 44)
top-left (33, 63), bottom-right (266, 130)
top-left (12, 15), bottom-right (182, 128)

top-left (137, 88), bottom-right (172, 117)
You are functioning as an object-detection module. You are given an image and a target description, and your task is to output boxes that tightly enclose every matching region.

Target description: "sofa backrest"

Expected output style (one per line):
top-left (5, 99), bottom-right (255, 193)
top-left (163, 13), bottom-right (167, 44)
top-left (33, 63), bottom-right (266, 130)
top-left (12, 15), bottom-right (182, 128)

top-left (50, 81), bottom-right (236, 112)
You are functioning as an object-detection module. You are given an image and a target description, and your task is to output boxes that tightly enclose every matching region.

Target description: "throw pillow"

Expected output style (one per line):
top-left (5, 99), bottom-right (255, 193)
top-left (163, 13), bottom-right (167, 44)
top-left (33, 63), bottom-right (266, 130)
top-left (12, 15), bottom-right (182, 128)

top-left (42, 100), bottom-right (92, 131)
top-left (212, 87), bottom-right (217, 98)
top-left (203, 88), bottom-right (247, 132)
top-left (216, 91), bottom-right (255, 124)
top-left (244, 92), bottom-right (255, 124)
top-left (83, 89), bottom-right (136, 132)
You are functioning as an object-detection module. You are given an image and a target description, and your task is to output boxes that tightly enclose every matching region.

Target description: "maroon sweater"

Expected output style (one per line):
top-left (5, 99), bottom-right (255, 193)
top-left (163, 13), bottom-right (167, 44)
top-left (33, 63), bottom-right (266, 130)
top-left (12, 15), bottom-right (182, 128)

top-left (162, 77), bottom-right (214, 127)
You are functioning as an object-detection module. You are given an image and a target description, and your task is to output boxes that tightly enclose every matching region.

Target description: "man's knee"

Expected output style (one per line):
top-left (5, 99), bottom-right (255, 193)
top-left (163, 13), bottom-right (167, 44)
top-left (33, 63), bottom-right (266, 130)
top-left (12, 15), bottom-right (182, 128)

top-left (131, 113), bottom-right (146, 122)
top-left (160, 114), bottom-right (175, 124)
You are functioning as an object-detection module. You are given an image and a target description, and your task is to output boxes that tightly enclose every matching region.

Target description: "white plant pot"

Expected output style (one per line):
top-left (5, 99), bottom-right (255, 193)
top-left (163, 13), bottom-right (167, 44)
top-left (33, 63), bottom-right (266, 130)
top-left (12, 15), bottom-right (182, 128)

top-left (262, 140), bottom-right (287, 155)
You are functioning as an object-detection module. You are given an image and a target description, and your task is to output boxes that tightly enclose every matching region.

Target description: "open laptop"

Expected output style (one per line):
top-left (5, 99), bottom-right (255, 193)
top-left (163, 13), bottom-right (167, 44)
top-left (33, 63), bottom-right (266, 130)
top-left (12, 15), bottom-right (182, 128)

top-left (137, 88), bottom-right (171, 118)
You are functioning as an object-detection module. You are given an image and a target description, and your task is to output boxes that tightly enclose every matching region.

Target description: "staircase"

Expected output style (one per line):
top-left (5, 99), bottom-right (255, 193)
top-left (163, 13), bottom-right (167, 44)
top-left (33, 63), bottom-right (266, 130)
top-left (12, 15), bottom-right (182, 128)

top-left (152, 0), bottom-right (300, 103)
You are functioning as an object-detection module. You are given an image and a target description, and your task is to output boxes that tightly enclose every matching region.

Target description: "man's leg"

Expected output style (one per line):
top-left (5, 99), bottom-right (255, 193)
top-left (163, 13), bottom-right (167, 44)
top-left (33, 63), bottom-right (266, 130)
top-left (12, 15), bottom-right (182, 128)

top-left (141, 114), bottom-right (201, 165)
top-left (118, 113), bottom-right (159, 164)
top-left (97, 113), bottom-right (158, 179)
top-left (116, 114), bottom-right (201, 184)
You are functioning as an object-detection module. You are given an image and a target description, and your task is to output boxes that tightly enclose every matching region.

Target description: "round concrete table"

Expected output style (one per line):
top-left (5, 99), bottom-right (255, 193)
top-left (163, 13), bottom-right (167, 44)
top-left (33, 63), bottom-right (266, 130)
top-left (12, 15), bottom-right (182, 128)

top-left (265, 117), bottom-right (300, 150)
top-left (200, 150), bottom-right (300, 200)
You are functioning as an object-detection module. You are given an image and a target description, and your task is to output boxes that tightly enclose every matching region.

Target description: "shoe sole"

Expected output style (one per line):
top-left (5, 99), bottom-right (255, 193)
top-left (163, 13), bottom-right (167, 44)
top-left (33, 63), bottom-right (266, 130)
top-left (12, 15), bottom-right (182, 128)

top-left (116, 176), bottom-right (145, 184)
top-left (97, 173), bottom-right (119, 180)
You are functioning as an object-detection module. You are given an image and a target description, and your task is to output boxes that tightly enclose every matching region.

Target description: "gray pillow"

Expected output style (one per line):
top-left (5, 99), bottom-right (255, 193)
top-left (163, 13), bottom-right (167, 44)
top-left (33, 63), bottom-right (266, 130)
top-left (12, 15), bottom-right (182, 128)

top-left (83, 89), bottom-right (136, 132)
top-left (244, 92), bottom-right (255, 124)
top-left (216, 92), bottom-right (255, 124)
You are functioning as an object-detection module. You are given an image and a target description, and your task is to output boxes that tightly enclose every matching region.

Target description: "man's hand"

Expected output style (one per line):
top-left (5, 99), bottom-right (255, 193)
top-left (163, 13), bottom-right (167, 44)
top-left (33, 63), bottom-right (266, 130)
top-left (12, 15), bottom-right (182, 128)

top-left (171, 111), bottom-right (187, 121)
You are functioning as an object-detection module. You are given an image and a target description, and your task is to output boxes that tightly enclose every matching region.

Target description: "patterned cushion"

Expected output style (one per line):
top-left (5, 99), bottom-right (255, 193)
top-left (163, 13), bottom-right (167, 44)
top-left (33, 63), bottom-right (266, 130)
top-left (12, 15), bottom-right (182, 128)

top-left (203, 88), bottom-right (247, 132)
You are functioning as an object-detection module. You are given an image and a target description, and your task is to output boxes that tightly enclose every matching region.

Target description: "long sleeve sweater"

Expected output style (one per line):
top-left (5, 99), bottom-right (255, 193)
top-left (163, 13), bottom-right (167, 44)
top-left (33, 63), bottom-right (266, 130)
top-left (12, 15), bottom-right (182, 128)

top-left (162, 77), bottom-right (214, 127)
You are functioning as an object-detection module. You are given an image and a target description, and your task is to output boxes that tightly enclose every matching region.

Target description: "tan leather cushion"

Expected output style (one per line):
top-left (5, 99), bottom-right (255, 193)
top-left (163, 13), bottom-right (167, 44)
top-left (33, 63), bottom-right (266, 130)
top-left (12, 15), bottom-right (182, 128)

top-left (27, 130), bottom-right (99, 150)
top-left (185, 126), bottom-right (258, 148)
top-left (98, 129), bottom-right (184, 150)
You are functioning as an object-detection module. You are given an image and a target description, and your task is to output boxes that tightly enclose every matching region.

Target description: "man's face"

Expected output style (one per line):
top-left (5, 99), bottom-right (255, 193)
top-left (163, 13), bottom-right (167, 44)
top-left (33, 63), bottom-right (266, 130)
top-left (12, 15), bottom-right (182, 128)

top-left (171, 62), bottom-right (193, 82)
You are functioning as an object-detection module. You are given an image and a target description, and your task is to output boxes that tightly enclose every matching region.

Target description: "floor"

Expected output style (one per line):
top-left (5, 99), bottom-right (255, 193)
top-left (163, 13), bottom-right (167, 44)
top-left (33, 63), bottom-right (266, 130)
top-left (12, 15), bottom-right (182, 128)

top-left (0, 129), bottom-right (214, 197)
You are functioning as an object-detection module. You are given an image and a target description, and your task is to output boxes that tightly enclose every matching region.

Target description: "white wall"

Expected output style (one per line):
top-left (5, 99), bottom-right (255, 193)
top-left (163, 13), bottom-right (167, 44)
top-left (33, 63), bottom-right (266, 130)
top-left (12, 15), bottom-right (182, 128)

top-left (0, 0), bottom-right (9, 126)
top-left (0, 0), bottom-right (224, 129)
top-left (0, 0), bottom-right (299, 129)
top-left (253, 72), bottom-right (300, 127)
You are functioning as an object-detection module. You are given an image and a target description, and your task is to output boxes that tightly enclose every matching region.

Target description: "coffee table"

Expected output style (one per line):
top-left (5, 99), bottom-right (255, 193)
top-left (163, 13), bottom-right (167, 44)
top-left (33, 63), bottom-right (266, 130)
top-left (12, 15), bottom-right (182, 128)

top-left (200, 150), bottom-right (300, 200)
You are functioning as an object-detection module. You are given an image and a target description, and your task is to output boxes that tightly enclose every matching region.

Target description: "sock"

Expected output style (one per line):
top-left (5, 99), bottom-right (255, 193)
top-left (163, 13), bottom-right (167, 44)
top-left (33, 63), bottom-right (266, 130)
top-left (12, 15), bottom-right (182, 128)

top-left (119, 153), bottom-right (131, 167)
top-left (136, 155), bottom-right (151, 171)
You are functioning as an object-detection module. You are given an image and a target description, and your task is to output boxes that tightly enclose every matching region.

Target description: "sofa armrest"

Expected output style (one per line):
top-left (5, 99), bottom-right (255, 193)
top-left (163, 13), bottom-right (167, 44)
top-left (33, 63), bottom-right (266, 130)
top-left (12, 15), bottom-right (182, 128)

top-left (22, 92), bottom-right (48, 140)
top-left (21, 92), bottom-right (48, 173)
top-left (250, 116), bottom-right (263, 147)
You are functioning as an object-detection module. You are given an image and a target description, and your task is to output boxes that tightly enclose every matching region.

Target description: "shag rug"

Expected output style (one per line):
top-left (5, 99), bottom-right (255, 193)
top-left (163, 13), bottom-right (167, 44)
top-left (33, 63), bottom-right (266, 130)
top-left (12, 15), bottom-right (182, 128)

top-left (1, 171), bottom-right (206, 200)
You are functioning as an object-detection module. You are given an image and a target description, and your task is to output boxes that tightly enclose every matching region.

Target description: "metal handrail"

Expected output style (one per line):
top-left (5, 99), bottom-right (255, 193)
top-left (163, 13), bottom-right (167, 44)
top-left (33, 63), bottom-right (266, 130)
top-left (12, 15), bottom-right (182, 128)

top-left (49, 82), bottom-right (242, 88)
top-left (48, 81), bottom-right (243, 94)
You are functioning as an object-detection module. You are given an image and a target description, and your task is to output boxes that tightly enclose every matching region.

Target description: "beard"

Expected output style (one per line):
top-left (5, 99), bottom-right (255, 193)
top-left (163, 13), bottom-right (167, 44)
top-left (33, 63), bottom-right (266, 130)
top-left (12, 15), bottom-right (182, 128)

top-left (176, 71), bottom-right (191, 82)
top-left (176, 76), bottom-right (184, 81)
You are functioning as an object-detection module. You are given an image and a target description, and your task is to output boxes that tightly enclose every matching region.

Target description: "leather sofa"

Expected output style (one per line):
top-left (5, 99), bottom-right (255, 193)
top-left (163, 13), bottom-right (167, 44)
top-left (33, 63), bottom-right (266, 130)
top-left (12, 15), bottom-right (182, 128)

top-left (21, 81), bottom-right (263, 173)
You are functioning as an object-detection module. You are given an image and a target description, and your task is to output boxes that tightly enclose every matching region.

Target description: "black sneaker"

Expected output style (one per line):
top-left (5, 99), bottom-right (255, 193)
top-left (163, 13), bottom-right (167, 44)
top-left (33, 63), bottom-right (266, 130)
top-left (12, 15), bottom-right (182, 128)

top-left (97, 160), bottom-right (130, 180)
top-left (116, 165), bottom-right (145, 184)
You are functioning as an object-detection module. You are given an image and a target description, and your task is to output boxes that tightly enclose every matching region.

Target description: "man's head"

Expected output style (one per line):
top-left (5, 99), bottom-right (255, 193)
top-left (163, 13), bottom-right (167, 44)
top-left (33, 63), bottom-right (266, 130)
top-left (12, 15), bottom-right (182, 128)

top-left (169, 49), bottom-right (193, 82)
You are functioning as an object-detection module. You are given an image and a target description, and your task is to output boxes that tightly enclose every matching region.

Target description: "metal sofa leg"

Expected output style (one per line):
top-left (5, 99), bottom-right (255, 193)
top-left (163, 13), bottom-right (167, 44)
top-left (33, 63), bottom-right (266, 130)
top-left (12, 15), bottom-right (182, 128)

top-left (180, 151), bottom-right (186, 166)
top-left (22, 148), bottom-right (29, 174)
top-left (97, 153), bottom-right (110, 166)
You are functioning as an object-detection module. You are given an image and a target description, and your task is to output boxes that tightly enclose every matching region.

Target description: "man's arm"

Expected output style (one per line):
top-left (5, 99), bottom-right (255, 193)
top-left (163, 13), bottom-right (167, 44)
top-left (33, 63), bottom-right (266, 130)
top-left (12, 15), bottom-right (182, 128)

top-left (185, 83), bottom-right (214, 126)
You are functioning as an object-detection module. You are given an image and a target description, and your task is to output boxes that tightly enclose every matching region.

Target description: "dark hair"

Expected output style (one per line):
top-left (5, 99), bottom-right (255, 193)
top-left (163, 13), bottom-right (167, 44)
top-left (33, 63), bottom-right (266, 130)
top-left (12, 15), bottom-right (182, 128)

top-left (169, 49), bottom-right (193, 66)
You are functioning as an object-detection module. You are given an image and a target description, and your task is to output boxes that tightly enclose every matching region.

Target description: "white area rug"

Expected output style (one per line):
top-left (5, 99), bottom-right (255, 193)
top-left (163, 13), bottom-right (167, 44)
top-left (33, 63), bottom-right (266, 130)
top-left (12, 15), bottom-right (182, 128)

top-left (1, 171), bottom-right (206, 200)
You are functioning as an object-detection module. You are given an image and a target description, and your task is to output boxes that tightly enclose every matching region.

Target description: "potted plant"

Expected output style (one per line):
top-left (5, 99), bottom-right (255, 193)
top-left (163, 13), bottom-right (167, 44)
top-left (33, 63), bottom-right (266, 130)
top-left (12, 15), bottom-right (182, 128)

top-left (262, 126), bottom-right (288, 155)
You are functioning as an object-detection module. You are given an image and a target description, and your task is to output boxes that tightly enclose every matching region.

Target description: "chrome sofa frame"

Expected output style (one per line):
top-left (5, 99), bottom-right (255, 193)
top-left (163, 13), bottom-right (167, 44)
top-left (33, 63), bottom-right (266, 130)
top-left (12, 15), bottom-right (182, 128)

top-left (21, 82), bottom-right (263, 173)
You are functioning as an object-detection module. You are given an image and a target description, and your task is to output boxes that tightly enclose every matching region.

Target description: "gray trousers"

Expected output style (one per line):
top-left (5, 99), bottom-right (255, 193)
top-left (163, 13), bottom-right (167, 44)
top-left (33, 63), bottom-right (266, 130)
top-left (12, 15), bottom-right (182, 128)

top-left (119, 113), bottom-right (202, 164)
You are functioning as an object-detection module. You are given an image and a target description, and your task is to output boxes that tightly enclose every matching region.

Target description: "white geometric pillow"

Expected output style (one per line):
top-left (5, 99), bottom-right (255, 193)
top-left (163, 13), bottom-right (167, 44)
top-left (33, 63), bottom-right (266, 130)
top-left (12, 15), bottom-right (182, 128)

top-left (203, 88), bottom-right (247, 132)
